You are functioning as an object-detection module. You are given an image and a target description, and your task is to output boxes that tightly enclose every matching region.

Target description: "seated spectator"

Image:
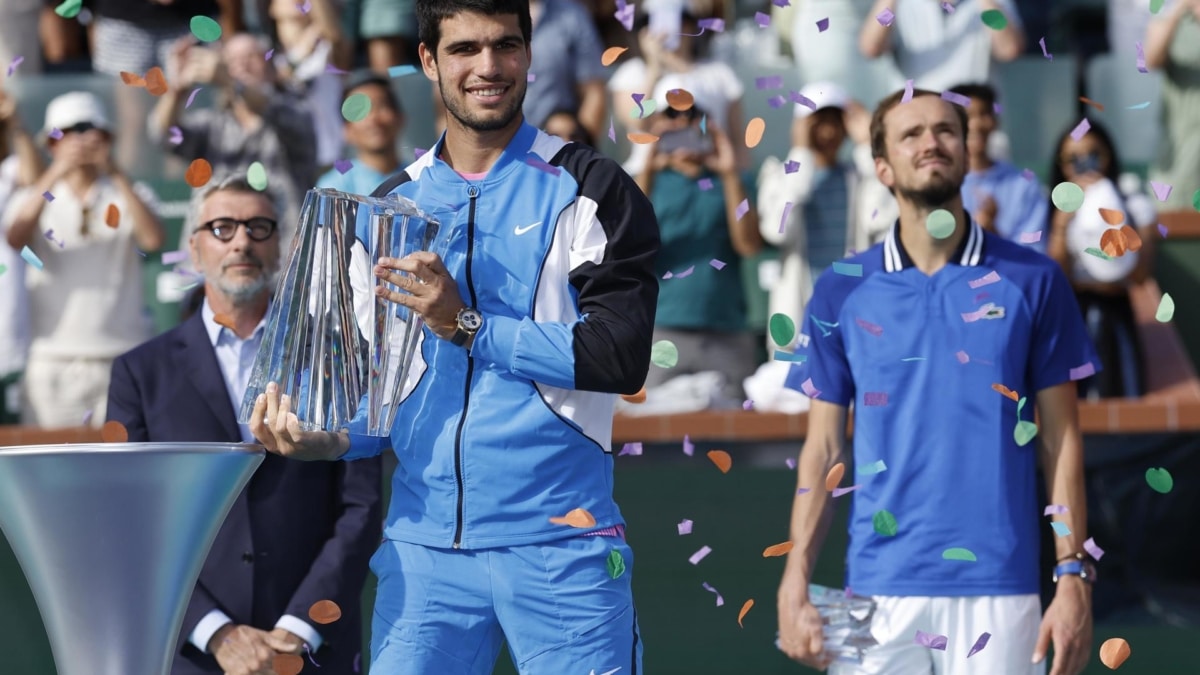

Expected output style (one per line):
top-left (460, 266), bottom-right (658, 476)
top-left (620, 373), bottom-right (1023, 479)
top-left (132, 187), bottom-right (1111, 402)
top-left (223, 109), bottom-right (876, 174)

top-left (756, 82), bottom-right (898, 353)
top-left (1145, 0), bottom-right (1200, 211)
top-left (270, 0), bottom-right (349, 167)
top-left (542, 109), bottom-right (594, 147)
top-left (317, 71), bottom-right (406, 195)
top-left (1045, 121), bottom-right (1155, 400)
top-left (636, 104), bottom-right (763, 405)
top-left (2, 92), bottom-right (165, 428)
top-left (152, 32), bottom-right (317, 246)
top-left (950, 82), bottom-right (1048, 251)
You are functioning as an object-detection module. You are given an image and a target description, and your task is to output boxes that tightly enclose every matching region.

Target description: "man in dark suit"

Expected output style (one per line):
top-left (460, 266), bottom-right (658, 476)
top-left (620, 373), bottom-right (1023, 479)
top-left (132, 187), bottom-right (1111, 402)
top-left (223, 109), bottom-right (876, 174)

top-left (107, 174), bottom-right (383, 675)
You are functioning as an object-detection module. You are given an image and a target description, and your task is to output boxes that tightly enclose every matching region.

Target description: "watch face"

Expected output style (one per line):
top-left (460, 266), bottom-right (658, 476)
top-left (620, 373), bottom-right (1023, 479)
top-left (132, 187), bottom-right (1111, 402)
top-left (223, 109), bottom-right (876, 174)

top-left (460, 309), bottom-right (483, 331)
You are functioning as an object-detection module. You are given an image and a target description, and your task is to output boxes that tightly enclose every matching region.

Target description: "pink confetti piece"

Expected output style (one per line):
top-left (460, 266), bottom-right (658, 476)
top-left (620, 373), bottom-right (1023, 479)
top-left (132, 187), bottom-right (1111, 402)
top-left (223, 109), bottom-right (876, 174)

top-left (42, 191), bottom-right (54, 202)
top-left (168, 126), bottom-right (183, 145)
top-left (816, 17), bottom-right (829, 32)
top-left (1043, 504), bottom-right (1069, 515)
top-left (698, 178), bottom-right (714, 191)
top-left (855, 317), bottom-right (883, 336)
top-left (755, 11), bottom-right (771, 27)
top-left (1069, 118), bottom-right (1091, 141)
top-left (710, 259), bottom-right (727, 270)
top-left (618, 442), bottom-right (643, 456)
top-left (941, 91), bottom-right (971, 108)
top-left (689, 545), bottom-right (713, 565)
top-left (6, 56), bottom-right (23, 77)
top-left (162, 250), bottom-right (189, 265)
top-left (1083, 537), bottom-right (1105, 561)
top-left (334, 159), bottom-right (353, 174)
top-left (1069, 362), bottom-right (1096, 380)
top-left (678, 519), bottom-right (694, 535)
top-left (1149, 180), bottom-right (1172, 202)
top-left (524, 156), bottom-right (562, 176)
top-left (1135, 41), bottom-right (1148, 73)
top-left (1019, 231), bottom-right (1042, 243)
top-left (915, 630), bottom-right (948, 650)
top-left (955, 350), bottom-right (970, 364)
top-left (863, 392), bottom-right (888, 406)
top-left (800, 377), bottom-right (821, 398)
top-left (1158, 223), bottom-right (1168, 238)
top-left (967, 632), bottom-right (991, 657)
top-left (778, 201), bottom-right (794, 234)
top-left (784, 160), bottom-right (800, 173)
top-left (968, 270), bottom-right (1000, 289)
top-left (785, 457), bottom-right (796, 470)
top-left (673, 265), bottom-right (695, 279)
top-left (742, 399), bottom-right (754, 410)
top-left (876, 8), bottom-right (895, 26)
top-left (701, 581), bottom-right (725, 606)
top-left (901, 79), bottom-right (914, 103)
top-left (1039, 37), bottom-right (1053, 60)
top-left (264, 48), bottom-right (274, 61)
top-left (735, 199), bottom-right (749, 220)
top-left (755, 75), bottom-right (784, 90)
top-left (960, 304), bottom-right (995, 323)
top-left (683, 434), bottom-right (694, 456)
top-left (185, 87), bottom-right (202, 108)
top-left (832, 485), bottom-right (859, 497)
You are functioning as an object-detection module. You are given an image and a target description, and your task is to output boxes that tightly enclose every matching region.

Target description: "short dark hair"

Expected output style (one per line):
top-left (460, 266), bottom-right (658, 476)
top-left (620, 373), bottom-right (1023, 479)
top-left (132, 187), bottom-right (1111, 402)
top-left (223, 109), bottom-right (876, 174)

top-left (416, 0), bottom-right (532, 56)
top-left (948, 82), bottom-right (998, 112)
top-left (342, 70), bottom-right (403, 117)
top-left (869, 88), bottom-right (969, 160)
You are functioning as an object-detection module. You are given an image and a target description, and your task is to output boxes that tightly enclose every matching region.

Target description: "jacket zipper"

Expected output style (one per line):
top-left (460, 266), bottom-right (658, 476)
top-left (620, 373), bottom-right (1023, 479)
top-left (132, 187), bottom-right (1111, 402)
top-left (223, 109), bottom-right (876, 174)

top-left (452, 185), bottom-right (480, 548)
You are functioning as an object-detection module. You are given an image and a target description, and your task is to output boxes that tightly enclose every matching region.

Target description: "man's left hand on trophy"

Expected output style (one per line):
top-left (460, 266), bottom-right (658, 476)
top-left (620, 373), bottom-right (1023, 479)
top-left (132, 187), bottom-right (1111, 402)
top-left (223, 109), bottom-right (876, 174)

top-left (372, 251), bottom-right (467, 341)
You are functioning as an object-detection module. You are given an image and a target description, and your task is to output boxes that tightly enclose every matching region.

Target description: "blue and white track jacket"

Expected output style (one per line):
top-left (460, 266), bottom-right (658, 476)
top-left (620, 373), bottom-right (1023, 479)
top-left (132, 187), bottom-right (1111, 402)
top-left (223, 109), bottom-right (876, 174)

top-left (341, 123), bottom-right (661, 549)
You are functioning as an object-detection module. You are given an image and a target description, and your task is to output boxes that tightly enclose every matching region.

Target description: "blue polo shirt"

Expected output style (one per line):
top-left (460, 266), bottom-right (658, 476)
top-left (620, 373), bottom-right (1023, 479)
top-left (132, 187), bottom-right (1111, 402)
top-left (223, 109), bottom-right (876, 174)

top-left (786, 219), bottom-right (1099, 596)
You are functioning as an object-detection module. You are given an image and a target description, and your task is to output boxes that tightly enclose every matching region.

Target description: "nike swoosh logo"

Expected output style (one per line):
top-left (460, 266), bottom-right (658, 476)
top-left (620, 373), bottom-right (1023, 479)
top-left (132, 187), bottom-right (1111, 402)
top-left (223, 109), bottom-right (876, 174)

top-left (589, 669), bottom-right (622, 675)
top-left (514, 221), bottom-right (542, 235)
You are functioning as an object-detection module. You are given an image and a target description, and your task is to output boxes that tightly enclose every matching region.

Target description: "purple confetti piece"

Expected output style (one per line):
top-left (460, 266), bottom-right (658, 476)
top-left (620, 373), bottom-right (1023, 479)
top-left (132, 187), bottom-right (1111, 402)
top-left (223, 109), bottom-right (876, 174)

top-left (796, 487), bottom-right (810, 495)
top-left (968, 270), bottom-right (1000, 289)
top-left (1043, 504), bottom-right (1069, 515)
top-left (778, 201), bottom-right (794, 233)
top-left (735, 198), bottom-right (749, 220)
top-left (698, 177), bottom-right (714, 191)
top-left (1021, 168), bottom-right (1036, 181)
top-left (353, 652), bottom-right (361, 673)
top-left (1069, 118), bottom-right (1091, 141)
top-left (832, 485), bottom-right (859, 497)
top-left (772, 0), bottom-right (790, 6)
top-left (334, 159), bottom-right (353, 174)
top-left (800, 377), bottom-right (821, 398)
top-left (185, 87), bottom-right (202, 108)
top-left (1038, 37), bottom-right (1053, 60)
top-left (709, 258), bottom-right (727, 270)
top-left (863, 392), bottom-right (888, 406)
top-left (784, 160), bottom-right (800, 174)
top-left (606, 116), bottom-right (616, 143)
top-left (791, 91), bottom-right (816, 110)
top-left (1084, 536), bottom-right (1105, 561)
top-left (168, 125), bottom-right (183, 145)
top-left (303, 643), bottom-right (321, 667)
top-left (524, 156), bottom-right (562, 176)
top-left (1019, 231), bottom-right (1042, 243)
top-left (678, 519), bottom-right (693, 535)
top-left (48, 127), bottom-right (64, 140)
top-left (941, 0), bottom-right (955, 11)
top-left (6, 56), bottom-right (23, 77)
top-left (674, 265), bottom-right (696, 279)
top-left (955, 350), bottom-right (970, 364)
top-left (1158, 223), bottom-right (1168, 238)
top-left (767, 95), bottom-right (787, 109)
top-left (855, 317), bottom-right (883, 336)
top-left (414, 147), bottom-right (427, 159)
top-left (755, 75), bottom-right (784, 90)
top-left (615, 5), bottom-right (634, 31)
top-left (689, 545), bottom-right (713, 565)
top-left (701, 581), bottom-right (725, 606)
top-left (1136, 41), bottom-right (1148, 73)
top-left (325, 64), bottom-right (348, 74)
top-left (619, 442), bottom-right (643, 456)
top-left (941, 91), bottom-right (971, 108)
top-left (162, 250), bottom-right (189, 265)
top-left (967, 632), bottom-right (991, 658)
top-left (876, 8), bottom-right (895, 26)
top-left (42, 191), bottom-right (54, 202)
top-left (81, 410), bottom-right (93, 425)
top-left (264, 48), bottom-right (274, 61)
top-left (662, 271), bottom-right (673, 280)
top-left (915, 630), bottom-right (948, 650)
top-left (300, 0), bottom-right (311, 12)
top-left (785, 457), bottom-right (796, 470)
top-left (135, 249), bottom-right (147, 258)
top-left (742, 399), bottom-right (754, 410)
top-left (901, 79), bottom-right (914, 103)
top-left (816, 17), bottom-right (829, 32)
top-left (755, 11), bottom-right (771, 27)
top-left (697, 18), bottom-right (725, 32)
top-left (1069, 362), bottom-right (1096, 381)
top-left (1149, 180), bottom-right (1172, 202)
top-left (683, 434), bottom-right (694, 456)
top-left (631, 92), bottom-right (646, 118)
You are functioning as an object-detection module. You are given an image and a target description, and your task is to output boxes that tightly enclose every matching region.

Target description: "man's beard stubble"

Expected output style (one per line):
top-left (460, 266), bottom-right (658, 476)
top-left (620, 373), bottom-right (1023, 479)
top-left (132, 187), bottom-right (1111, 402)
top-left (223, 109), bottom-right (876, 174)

top-left (897, 178), bottom-right (962, 211)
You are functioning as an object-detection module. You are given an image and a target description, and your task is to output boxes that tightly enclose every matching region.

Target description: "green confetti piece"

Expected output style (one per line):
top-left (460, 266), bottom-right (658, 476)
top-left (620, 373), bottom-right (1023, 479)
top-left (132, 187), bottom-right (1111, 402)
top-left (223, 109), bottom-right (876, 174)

top-left (1050, 521), bottom-right (1072, 537)
top-left (1193, 189), bottom-right (1200, 212)
top-left (1051, 182), bottom-right (1085, 212)
top-left (0, 264), bottom-right (7, 277)
top-left (1083, 247), bottom-right (1112, 261)
top-left (341, 92), bottom-right (372, 122)
top-left (768, 313), bottom-right (796, 347)
top-left (872, 510), bottom-right (898, 537)
top-left (190, 15), bottom-right (223, 42)
top-left (925, 209), bottom-right (955, 239)
top-left (631, 99), bottom-right (658, 119)
top-left (54, 0), bottom-right (82, 18)
top-left (980, 8), bottom-right (1008, 30)
top-left (1014, 420), bottom-right (1038, 447)
top-left (246, 162), bottom-right (268, 191)
top-left (606, 549), bottom-right (626, 579)
top-left (1156, 293), bottom-right (1175, 322)
top-left (1145, 467), bottom-right (1173, 493)
top-left (651, 340), bottom-right (678, 368)
top-left (942, 547), bottom-right (977, 562)
top-left (1017, 396), bottom-right (1027, 417)
top-left (1151, 0), bottom-right (1165, 13)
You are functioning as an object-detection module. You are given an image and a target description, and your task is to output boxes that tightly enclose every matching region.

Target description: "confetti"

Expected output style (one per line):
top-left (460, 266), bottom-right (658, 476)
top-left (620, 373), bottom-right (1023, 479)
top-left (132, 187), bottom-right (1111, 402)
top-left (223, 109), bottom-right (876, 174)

top-left (618, 442), bottom-right (643, 456)
top-left (785, 457), bottom-right (796, 470)
top-left (744, 117), bottom-right (767, 149)
top-left (308, 600), bottom-right (342, 624)
top-left (855, 317), bottom-right (883, 336)
top-left (1080, 96), bottom-right (1104, 112)
top-left (701, 581), bottom-right (724, 606)
top-left (707, 450), bottom-right (732, 474)
top-left (1149, 180), bottom-right (1172, 202)
top-left (7, 56), bottom-right (24, 77)
top-left (941, 1), bottom-right (954, 12)
top-left (769, 313), bottom-right (796, 346)
top-left (800, 377), bottom-right (821, 398)
top-left (832, 261), bottom-right (863, 277)
top-left (607, 116), bottom-right (615, 143)
top-left (600, 46), bottom-right (628, 67)
top-left (213, 313), bottom-right (237, 330)
top-left (334, 159), bottom-right (353, 174)
top-left (755, 76), bottom-right (784, 90)
top-left (873, 510), bottom-right (898, 536)
top-left (858, 459), bottom-right (887, 475)
top-left (168, 126), bottom-right (183, 145)
top-left (104, 203), bottom-right (120, 228)
top-left (387, 64), bottom-right (419, 77)
top-left (19, 246), bottom-right (42, 270)
top-left (709, 259), bottom-right (726, 271)
top-left (1099, 637), bottom-right (1131, 669)
top-left (817, 17), bottom-right (829, 32)
top-left (100, 420), bottom-right (129, 443)
top-left (185, 159), bottom-right (213, 188)
top-left (832, 486), bottom-right (860, 497)
top-left (689, 545), bottom-right (713, 565)
top-left (968, 271), bottom-right (1000, 288)
top-left (48, 128), bottom-right (64, 140)
top-left (1070, 118), bottom-right (1091, 141)
top-left (876, 8), bottom-right (894, 26)
top-left (941, 91), bottom-right (971, 108)
top-left (942, 547), bottom-right (977, 562)
top-left (762, 542), bottom-right (794, 557)
top-left (549, 507), bottom-right (598, 528)
top-left (669, 265), bottom-right (694, 279)
top-left (1039, 37), bottom-right (1053, 60)
top-left (185, 87), bottom-right (202, 108)
top-left (784, 160), bottom-right (800, 173)
top-left (1155, 293), bottom-right (1175, 322)
top-left (162, 250), bottom-right (188, 265)
top-left (678, 519), bottom-right (693, 535)
top-left (980, 8), bottom-right (1007, 30)
top-left (737, 599), bottom-right (754, 627)
top-left (54, 0), bottom-right (82, 19)
top-left (145, 67), bottom-right (168, 96)
top-left (120, 71), bottom-right (147, 87)
top-left (956, 350), bottom-right (970, 364)
top-left (1135, 41), bottom-right (1148, 73)
top-left (697, 18), bottom-right (725, 32)
top-left (663, 89), bottom-right (694, 113)
top-left (524, 157), bottom-right (562, 175)
top-left (0, 264), bottom-right (6, 277)
top-left (777, 200), bottom-right (793, 233)
top-left (1158, 223), bottom-right (1168, 238)
top-left (264, 48), bottom-right (274, 61)
top-left (824, 462), bottom-right (845, 491)
top-left (1051, 521), bottom-right (1072, 537)
top-left (767, 95), bottom-right (787, 108)
top-left (915, 630), bottom-right (948, 650)
top-left (682, 434), bottom-right (694, 456)
top-left (1019, 231), bottom-right (1043, 243)
top-left (926, 209), bottom-right (955, 239)
top-left (1145, 467), bottom-right (1173, 493)
top-left (273, 654), bottom-right (304, 675)
top-left (1151, 0), bottom-right (1165, 11)
top-left (526, 72), bottom-right (536, 82)
top-left (342, 92), bottom-right (372, 122)
top-left (607, 549), bottom-right (626, 579)
top-left (1099, 208), bottom-right (1125, 225)
top-left (1052, 182), bottom-right (1085, 211)
top-left (967, 632), bottom-right (991, 657)
top-left (1044, 504), bottom-right (1069, 515)
top-left (774, 351), bottom-right (807, 363)
top-left (247, 162), bottom-right (268, 190)
top-left (190, 15), bottom-right (223, 42)
top-left (1101, 229), bottom-right (1129, 258)
top-left (626, 132), bottom-right (659, 145)
top-left (735, 199), bottom-right (749, 220)
top-left (698, 178), bottom-right (714, 191)
top-left (1014, 420), bottom-right (1038, 446)
top-left (1084, 247), bottom-right (1113, 261)
top-left (796, 487), bottom-right (811, 495)
top-left (1084, 537), bottom-right (1105, 561)
top-left (901, 79), bottom-right (914, 103)
top-left (1128, 101), bottom-right (1151, 110)
top-left (755, 11), bottom-right (771, 27)
top-left (863, 392), bottom-right (888, 406)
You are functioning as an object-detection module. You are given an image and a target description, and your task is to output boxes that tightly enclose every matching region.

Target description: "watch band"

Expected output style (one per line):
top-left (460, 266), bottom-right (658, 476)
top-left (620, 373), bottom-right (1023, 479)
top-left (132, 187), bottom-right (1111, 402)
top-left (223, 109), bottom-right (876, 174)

top-left (1053, 559), bottom-right (1097, 584)
top-left (450, 326), bottom-right (470, 346)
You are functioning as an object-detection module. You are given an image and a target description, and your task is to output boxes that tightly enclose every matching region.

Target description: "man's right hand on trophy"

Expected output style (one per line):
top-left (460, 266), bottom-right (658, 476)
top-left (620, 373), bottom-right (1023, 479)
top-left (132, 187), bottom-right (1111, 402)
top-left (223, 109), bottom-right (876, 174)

top-left (250, 381), bottom-right (349, 461)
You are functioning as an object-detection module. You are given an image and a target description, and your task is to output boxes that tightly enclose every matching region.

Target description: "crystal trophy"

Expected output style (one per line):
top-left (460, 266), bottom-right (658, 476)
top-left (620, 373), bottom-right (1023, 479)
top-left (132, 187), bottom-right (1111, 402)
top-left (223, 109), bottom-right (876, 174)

top-left (775, 584), bottom-right (879, 664)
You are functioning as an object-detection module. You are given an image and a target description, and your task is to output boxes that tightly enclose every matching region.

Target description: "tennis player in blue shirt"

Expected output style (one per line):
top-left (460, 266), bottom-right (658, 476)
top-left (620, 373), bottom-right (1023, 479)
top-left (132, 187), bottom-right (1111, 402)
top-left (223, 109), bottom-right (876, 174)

top-left (776, 88), bottom-right (1099, 675)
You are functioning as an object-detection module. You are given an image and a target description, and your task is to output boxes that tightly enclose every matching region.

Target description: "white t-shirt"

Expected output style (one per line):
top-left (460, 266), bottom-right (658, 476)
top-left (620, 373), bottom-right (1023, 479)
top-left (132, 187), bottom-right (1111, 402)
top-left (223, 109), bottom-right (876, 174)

top-left (2, 175), bottom-right (159, 359)
top-left (890, 0), bottom-right (1022, 92)
top-left (1067, 178), bottom-right (1155, 284)
top-left (0, 156), bottom-right (29, 374)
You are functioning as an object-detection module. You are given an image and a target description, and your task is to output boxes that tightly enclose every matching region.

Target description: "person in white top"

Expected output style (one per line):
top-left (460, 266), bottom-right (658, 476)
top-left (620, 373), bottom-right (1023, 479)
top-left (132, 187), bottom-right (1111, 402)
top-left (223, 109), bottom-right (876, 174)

top-left (2, 91), bottom-right (165, 428)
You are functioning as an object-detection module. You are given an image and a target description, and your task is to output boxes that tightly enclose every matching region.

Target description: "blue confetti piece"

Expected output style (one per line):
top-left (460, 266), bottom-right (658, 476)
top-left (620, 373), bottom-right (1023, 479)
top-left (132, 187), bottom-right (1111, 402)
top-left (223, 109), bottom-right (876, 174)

top-left (700, 115), bottom-right (707, 135)
top-left (773, 350), bottom-right (807, 362)
top-left (1050, 521), bottom-right (1071, 537)
top-left (1127, 101), bottom-right (1151, 110)
top-left (832, 261), bottom-right (862, 277)
top-left (388, 64), bottom-right (419, 77)
top-left (857, 459), bottom-right (887, 475)
top-left (20, 246), bottom-right (43, 270)
top-left (900, 357), bottom-right (927, 362)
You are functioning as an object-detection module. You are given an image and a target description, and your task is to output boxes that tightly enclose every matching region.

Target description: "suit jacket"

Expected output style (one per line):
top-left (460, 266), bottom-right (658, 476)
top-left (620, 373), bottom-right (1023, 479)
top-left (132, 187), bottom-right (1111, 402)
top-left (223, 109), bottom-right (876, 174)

top-left (107, 312), bottom-right (383, 675)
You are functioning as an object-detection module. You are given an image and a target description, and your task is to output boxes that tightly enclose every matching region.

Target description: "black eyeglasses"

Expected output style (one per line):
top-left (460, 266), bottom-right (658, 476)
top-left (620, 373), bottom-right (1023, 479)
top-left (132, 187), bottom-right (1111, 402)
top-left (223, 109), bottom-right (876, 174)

top-left (195, 217), bottom-right (278, 242)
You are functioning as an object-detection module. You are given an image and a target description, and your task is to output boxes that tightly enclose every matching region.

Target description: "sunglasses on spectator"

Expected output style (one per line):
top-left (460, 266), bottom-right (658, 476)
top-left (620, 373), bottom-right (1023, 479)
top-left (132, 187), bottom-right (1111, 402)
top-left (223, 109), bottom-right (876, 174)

top-left (59, 122), bottom-right (103, 135)
top-left (195, 217), bottom-right (278, 242)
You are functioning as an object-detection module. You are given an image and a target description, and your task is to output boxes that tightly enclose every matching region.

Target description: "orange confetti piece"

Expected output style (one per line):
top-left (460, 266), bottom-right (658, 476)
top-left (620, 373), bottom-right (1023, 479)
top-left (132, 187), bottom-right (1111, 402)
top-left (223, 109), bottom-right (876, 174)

top-left (737, 599), bottom-right (754, 628)
top-left (1100, 229), bottom-right (1128, 258)
top-left (144, 67), bottom-right (168, 96)
top-left (308, 599), bottom-right (342, 624)
top-left (762, 541), bottom-right (794, 557)
top-left (1119, 225), bottom-right (1142, 252)
top-left (549, 507), bottom-right (597, 528)
top-left (100, 420), bottom-right (128, 443)
top-left (620, 387), bottom-right (646, 404)
top-left (627, 132), bottom-right (660, 145)
top-left (600, 46), bottom-right (628, 67)
top-left (707, 449), bottom-right (732, 473)
top-left (213, 314), bottom-right (237, 331)
top-left (1099, 207), bottom-right (1125, 225)
top-left (185, 158), bottom-right (213, 188)
top-left (1099, 637), bottom-right (1131, 669)
top-left (824, 462), bottom-right (845, 491)
top-left (104, 203), bottom-right (120, 228)
top-left (665, 88), bottom-right (695, 111)
top-left (273, 654), bottom-right (304, 675)
top-left (119, 71), bottom-right (146, 87)
top-left (991, 383), bottom-right (1019, 401)
top-left (744, 117), bottom-right (766, 148)
top-left (1079, 96), bottom-right (1106, 112)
